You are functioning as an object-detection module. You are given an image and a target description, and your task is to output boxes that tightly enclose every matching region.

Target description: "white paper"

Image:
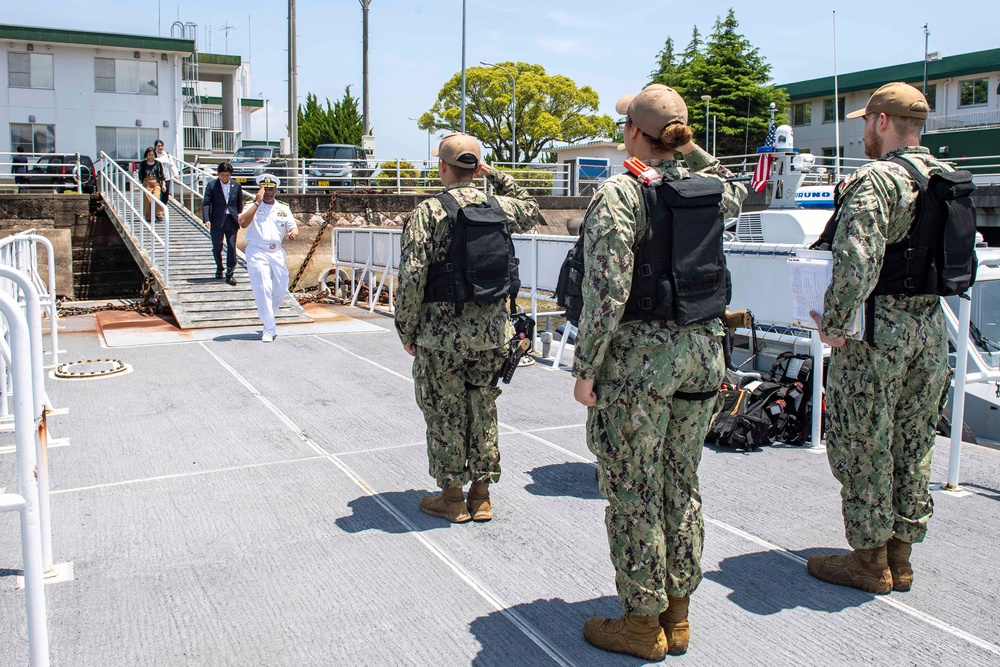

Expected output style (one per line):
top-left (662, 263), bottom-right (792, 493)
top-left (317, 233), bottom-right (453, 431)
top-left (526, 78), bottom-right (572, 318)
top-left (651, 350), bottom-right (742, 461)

top-left (787, 250), bottom-right (863, 336)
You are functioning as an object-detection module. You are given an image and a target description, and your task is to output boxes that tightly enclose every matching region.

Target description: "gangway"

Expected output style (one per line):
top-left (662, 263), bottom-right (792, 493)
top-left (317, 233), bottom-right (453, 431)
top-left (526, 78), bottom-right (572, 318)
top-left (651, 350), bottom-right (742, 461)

top-left (97, 153), bottom-right (312, 329)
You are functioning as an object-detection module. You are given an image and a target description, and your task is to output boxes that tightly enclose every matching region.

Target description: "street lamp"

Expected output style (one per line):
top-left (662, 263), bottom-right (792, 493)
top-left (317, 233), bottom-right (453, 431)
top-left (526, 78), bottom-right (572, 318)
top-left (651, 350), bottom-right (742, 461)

top-left (700, 95), bottom-right (712, 148)
top-left (408, 117), bottom-right (431, 163)
top-left (481, 61), bottom-right (516, 164)
top-left (259, 93), bottom-right (270, 144)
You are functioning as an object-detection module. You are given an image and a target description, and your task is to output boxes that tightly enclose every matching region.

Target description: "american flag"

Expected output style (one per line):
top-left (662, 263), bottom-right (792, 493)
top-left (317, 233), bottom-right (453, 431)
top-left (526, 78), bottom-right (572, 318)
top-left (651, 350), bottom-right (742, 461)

top-left (751, 122), bottom-right (777, 193)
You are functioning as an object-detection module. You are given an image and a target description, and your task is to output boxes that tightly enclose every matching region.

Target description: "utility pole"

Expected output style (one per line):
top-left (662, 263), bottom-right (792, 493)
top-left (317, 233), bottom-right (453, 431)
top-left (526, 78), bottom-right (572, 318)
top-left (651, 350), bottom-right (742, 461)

top-left (922, 23), bottom-right (930, 95)
top-left (360, 1), bottom-right (372, 136)
top-left (460, 0), bottom-right (467, 133)
top-left (288, 0), bottom-right (298, 187)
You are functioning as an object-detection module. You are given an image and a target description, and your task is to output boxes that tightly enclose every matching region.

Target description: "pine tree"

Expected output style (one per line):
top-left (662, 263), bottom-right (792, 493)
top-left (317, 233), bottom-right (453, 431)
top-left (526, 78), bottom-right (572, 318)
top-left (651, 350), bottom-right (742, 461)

top-left (297, 87), bottom-right (364, 158)
top-left (647, 9), bottom-right (787, 157)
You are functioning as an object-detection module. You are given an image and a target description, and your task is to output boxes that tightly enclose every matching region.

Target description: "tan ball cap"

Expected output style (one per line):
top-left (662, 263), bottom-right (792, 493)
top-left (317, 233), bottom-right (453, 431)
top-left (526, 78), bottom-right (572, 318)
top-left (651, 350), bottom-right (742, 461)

top-left (845, 82), bottom-right (930, 119)
top-left (616, 84), bottom-right (688, 137)
top-left (431, 132), bottom-right (482, 168)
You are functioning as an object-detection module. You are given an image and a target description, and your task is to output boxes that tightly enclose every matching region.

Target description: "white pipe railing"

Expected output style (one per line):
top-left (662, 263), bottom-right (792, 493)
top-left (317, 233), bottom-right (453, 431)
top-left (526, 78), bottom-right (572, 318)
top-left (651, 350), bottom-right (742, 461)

top-left (0, 267), bottom-right (56, 574)
top-left (98, 151), bottom-right (170, 283)
top-left (0, 233), bottom-right (61, 366)
top-left (925, 109), bottom-right (1000, 133)
top-left (0, 152), bottom-right (90, 193)
top-left (0, 290), bottom-right (50, 666)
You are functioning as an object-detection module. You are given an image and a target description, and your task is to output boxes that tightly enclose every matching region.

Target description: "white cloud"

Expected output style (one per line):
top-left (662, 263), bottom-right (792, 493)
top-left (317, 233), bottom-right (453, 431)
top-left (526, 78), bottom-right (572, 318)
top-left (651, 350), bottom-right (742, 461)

top-left (546, 11), bottom-right (589, 28)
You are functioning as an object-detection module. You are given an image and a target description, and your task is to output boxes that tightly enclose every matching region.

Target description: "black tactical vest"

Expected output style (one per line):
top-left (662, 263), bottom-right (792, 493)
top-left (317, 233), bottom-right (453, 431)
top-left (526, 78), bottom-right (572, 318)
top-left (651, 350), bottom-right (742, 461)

top-left (622, 176), bottom-right (729, 325)
top-left (423, 191), bottom-right (519, 314)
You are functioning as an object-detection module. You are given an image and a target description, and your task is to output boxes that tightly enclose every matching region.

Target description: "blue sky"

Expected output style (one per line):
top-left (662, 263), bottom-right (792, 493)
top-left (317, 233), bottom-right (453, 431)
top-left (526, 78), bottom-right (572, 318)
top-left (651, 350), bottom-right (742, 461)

top-left (8, 1), bottom-right (999, 160)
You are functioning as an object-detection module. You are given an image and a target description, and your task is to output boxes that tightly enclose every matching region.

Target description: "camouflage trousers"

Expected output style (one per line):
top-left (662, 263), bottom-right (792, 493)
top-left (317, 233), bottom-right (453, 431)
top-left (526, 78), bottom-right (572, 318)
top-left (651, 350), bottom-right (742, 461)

top-left (587, 328), bottom-right (724, 616)
top-left (412, 345), bottom-right (505, 489)
top-left (825, 301), bottom-right (950, 550)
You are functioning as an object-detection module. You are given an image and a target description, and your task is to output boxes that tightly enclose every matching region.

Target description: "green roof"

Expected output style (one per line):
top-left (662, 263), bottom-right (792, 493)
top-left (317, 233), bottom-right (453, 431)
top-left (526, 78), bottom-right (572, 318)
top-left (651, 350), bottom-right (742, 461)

top-left (780, 48), bottom-right (1000, 100)
top-left (0, 23), bottom-right (193, 53)
top-left (198, 53), bottom-right (241, 66)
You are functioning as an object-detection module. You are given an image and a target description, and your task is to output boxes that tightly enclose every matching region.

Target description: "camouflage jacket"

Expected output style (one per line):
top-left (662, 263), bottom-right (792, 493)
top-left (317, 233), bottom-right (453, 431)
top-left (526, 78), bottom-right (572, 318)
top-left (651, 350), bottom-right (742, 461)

top-left (572, 146), bottom-right (747, 380)
top-left (821, 146), bottom-right (951, 339)
top-left (395, 169), bottom-right (542, 352)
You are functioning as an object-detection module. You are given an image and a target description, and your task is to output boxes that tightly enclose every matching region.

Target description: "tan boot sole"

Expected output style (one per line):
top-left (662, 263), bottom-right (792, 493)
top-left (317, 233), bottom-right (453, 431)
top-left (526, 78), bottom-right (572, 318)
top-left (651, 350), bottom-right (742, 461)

top-left (467, 498), bottom-right (492, 522)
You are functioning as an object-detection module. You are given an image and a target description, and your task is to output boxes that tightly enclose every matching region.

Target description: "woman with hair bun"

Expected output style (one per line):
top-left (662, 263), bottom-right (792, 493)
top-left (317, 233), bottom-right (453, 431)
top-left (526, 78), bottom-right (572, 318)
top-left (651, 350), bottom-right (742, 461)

top-left (573, 84), bottom-right (746, 660)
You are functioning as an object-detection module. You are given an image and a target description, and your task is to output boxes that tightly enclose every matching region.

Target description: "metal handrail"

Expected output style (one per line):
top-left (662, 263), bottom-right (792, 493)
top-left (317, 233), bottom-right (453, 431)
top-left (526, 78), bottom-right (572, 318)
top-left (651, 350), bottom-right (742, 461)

top-left (0, 290), bottom-right (50, 666)
top-left (0, 232), bottom-right (61, 365)
top-left (98, 151), bottom-right (170, 283)
top-left (0, 152), bottom-right (88, 193)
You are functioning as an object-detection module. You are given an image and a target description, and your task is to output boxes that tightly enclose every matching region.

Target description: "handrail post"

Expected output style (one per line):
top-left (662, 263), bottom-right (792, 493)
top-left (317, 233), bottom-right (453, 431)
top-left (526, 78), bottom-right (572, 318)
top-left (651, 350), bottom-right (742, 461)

top-left (946, 294), bottom-right (973, 490)
top-left (0, 291), bottom-right (50, 666)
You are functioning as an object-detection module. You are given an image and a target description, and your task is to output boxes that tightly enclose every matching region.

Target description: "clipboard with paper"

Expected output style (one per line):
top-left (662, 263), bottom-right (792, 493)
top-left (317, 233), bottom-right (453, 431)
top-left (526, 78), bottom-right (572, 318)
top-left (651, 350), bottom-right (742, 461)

top-left (786, 248), bottom-right (864, 337)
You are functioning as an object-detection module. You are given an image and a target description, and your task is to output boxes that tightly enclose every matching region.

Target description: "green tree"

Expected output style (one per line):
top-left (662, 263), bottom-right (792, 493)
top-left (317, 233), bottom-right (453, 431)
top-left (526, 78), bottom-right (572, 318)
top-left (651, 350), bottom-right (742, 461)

top-left (297, 86), bottom-right (364, 158)
top-left (420, 62), bottom-right (615, 164)
top-left (649, 9), bottom-right (787, 157)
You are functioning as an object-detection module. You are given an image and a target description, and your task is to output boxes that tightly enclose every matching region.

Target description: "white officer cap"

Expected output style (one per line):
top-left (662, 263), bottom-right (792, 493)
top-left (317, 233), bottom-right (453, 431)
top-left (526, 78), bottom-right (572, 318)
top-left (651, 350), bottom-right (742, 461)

top-left (256, 173), bottom-right (280, 188)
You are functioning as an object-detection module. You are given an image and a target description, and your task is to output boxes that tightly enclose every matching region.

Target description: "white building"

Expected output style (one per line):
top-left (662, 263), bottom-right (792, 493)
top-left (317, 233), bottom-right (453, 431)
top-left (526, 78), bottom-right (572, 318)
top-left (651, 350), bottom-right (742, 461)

top-left (1, 23), bottom-right (262, 165)
top-left (780, 48), bottom-right (1000, 161)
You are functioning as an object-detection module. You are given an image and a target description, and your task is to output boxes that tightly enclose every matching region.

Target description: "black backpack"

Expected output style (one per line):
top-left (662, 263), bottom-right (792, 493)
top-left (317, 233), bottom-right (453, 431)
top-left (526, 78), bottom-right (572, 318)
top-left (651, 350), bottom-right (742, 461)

top-left (423, 192), bottom-right (519, 314)
top-left (769, 352), bottom-right (826, 446)
top-left (709, 380), bottom-right (784, 451)
top-left (879, 157), bottom-right (978, 298)
top-left (555, 232), bottom-right (585, 326)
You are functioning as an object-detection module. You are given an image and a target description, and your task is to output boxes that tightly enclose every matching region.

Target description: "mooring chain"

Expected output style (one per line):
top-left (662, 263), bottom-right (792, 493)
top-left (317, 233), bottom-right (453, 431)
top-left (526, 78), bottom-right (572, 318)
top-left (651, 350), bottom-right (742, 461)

top-left (57, 274), bottom-right (159, 317)
top-left (289, 193), bottom-right (339, 292)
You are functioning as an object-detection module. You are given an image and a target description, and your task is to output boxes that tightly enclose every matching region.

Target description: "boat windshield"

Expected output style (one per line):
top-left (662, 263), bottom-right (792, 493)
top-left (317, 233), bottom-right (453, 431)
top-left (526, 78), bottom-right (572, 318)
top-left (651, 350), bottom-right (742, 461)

top-left (949, 280), bottom-right (1000, 369)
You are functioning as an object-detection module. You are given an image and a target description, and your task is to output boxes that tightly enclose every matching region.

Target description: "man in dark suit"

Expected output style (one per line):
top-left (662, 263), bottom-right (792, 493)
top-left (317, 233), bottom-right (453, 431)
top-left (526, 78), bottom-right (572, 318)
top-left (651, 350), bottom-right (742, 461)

top-left (202, 162), bottom-right (244, 285)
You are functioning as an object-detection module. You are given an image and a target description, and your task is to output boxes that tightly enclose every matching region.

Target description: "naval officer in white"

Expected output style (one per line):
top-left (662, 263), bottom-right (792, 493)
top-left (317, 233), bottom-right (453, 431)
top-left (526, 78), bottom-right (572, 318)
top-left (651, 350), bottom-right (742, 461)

top-left (238, 173), bottom-right (299, 342)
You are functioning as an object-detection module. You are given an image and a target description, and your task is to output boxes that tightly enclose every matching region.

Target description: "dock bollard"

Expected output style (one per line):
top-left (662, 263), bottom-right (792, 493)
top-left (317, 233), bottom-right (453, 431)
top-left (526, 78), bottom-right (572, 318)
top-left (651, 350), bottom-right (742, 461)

top-left (540, 331), bottom-right (553, 359)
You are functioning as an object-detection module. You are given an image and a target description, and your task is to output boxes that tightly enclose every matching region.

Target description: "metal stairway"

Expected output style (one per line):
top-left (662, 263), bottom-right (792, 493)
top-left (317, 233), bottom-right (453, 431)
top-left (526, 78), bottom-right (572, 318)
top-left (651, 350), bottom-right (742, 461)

top-left (152, 196), bottom-right (313, 329)
top-left (98, 156), bottom-right (312, 329)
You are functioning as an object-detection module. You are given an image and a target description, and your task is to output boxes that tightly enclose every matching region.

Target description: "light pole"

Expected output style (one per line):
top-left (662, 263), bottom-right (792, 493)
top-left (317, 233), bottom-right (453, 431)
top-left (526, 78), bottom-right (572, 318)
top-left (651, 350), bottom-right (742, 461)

top-left (700, 95), bottom-right (711, 148)
top-left (408, 117), bottom-right (431, 163)
top-left (460, 0), bottom-right (467, 132)
top-left (260, 93), bottom-right (270, 144)
top-left (480, 61), bottom-right (516, 164)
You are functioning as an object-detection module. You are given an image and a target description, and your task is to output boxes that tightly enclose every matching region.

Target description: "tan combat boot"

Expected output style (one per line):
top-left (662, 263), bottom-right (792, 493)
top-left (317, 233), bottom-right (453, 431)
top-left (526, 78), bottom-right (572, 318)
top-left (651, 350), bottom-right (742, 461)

top-left (582, 614), bottom-right (667, 661)
top-left (807, 544), bottom-right (892, 594)
top-left (467, 481), bottom-right (492, 522)
top-left (419, 487), bottom-right (471, 523)
top-left (887, 537), bottom-right (913, 591)
top-left (659, 596), bottom-right (690, 655)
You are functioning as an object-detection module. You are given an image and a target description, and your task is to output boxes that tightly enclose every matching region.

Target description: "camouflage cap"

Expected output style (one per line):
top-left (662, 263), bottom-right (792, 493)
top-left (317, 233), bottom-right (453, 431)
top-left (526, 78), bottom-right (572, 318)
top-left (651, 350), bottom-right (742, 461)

top-left (431, 133), bottom-right (481, 168)
top-left (616, 84), bottom-right (688, 137)
top-left (846, 82), bottom-right (929, 120)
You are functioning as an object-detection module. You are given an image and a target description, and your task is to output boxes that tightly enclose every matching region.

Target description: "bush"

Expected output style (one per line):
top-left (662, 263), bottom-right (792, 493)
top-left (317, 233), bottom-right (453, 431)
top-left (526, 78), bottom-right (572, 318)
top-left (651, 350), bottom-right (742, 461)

top-left (374, 160), bottom-right (421, 189)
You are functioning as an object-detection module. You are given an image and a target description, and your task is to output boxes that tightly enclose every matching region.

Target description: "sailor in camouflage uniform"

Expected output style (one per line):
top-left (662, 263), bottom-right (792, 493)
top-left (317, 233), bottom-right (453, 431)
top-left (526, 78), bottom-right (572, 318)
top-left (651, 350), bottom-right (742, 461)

top-left (395, 133), bottom-right (541, 524)
top-left (574, 85), bottom-right (746, 660)
top-left (808, 83), bottom-right (952, 595)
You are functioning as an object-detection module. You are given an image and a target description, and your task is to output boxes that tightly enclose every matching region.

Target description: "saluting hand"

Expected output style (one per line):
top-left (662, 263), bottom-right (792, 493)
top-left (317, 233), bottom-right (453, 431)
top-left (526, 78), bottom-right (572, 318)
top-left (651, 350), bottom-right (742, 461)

top-left (255, 188), bottom-right (264, 205)
top-left (475, 162), bottom-right (492, 177)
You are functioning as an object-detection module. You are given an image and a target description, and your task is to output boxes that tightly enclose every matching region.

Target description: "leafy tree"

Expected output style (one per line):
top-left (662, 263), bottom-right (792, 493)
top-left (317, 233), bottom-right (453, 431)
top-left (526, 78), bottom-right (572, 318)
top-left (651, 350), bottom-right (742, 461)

top-left (297, 86), bottom-right (364, 158)
top-left (420, 62), bottom-right (615, 164)
top-left (649, 9), bottom-right (787, 156)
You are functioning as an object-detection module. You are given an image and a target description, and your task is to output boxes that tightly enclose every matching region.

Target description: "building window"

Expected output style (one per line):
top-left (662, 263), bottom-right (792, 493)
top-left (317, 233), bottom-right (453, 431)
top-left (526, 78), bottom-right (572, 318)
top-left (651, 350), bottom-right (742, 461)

top-left (821, 147), bottom-right (844, 158)
top-left (791, 102), bottom-right (811, 126)
top-left (7, 52), bottom-right (54, 89)
top-left (823, 97), bottom-right (845, 123)
top-left (95, 58), bottom-right (158, 95)
top-left (96, 126), bottom-right (159, 161)
top-left (10, 123), bottom-right (56, 153)
top-left (959, 78), bottom-right (988, 107)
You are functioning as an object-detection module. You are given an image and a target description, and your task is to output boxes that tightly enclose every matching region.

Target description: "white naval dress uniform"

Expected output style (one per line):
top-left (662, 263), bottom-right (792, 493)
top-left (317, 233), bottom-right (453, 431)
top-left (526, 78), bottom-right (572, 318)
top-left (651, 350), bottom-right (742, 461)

top-left (243, 199), bottom-right (296, 337)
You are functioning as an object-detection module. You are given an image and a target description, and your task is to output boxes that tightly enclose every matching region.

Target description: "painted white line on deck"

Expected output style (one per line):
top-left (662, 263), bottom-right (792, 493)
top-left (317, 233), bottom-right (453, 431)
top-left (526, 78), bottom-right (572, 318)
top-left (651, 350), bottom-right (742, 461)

top-left (314, 336), bottom-right (414, 382)
top-left (205, 340), bottom-right (576, 667)
top-left (702, 517), bottom-right (1000, 659)
top-left (338, 441), bottom-right (424, 457)
top-left (51, 456), bottom-right (325, 495)
top-left (523, 423), bottom-right (586, 434)
top-left (309, 333), bottom-right (1000, 659)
